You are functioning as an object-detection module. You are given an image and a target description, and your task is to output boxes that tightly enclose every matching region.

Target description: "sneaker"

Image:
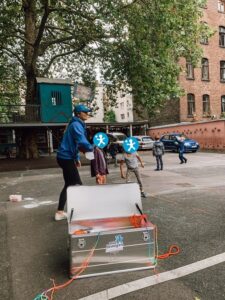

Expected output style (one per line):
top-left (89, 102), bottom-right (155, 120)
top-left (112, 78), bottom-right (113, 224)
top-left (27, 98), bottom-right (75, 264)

top-left (141, 192), bottom-right (147, 198)
top-left (55, 212), bottom-right (67, 221)
top-left (184, 159), bottom-right (187, 163)
top-left (154, 169), bottom-right (160, 171)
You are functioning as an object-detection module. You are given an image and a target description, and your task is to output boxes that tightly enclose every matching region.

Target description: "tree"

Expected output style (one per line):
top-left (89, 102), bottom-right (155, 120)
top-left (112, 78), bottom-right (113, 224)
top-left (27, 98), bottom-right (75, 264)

top-left (103, 110), bottom-right (116, 123)
top-left (0, 0), bottom-right (129, 157)
top-left (0, 0), bottom-right (129, 103)
top-left (0, 0), bottom-right (209, 157)
top-left (0, 55), bottom-right (21, 122)
top-left (100, 0), bottom-right (211, 118)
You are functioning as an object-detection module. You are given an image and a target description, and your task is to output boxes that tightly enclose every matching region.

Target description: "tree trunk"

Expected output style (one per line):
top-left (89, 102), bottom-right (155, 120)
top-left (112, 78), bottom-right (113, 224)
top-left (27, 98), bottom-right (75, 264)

top-left (21, 129), bottom-right (39, 159)
top-left (16, 128), bottom-right (39, 159)
top-left (20, 0), bottom-right (39, 159)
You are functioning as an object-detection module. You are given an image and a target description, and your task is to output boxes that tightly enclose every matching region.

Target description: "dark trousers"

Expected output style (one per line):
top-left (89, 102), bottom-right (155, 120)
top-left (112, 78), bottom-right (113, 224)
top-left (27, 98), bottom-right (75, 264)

top-left (179, 151), bottom-right (186, 163)
top-left (156, 155), bottom-right (163, 170)
top-left (57, 158), bottom-right (82, 211)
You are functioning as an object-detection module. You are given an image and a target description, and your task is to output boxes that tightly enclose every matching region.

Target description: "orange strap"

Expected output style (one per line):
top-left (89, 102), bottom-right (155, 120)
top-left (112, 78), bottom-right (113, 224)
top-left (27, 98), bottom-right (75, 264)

top-left (129, 214), bottom-right (148, 227)
top-left (156, 245), bottom-right (180, 259)
top-left (72, 229), bottom-right (89, 235)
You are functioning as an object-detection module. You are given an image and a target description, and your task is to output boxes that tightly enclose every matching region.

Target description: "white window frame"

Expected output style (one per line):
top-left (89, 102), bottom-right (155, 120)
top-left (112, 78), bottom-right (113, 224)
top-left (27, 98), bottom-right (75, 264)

top-left (218, 1), bottom-right (225, 12)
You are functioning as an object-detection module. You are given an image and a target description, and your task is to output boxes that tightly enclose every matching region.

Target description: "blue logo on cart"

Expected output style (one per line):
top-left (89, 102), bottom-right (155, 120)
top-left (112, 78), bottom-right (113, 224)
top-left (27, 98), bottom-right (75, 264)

top-left (93, 132), bottom-right (109, 149)
top-left (115, 234), bottom-right (124, 245)
top-left (105, 234), bottom-right (124, 253)
top-left (123, 137), bottom-right (139, 153)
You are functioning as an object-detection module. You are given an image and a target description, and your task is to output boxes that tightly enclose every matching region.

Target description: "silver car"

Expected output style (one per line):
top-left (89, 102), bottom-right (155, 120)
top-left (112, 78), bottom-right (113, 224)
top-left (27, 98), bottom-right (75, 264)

top-left (133, 135), bottom-right (155, 150)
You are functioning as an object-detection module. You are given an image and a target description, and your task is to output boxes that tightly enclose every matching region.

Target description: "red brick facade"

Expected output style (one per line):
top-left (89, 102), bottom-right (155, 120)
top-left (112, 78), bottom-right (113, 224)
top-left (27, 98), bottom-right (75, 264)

top-left (149, 120), bottom-right (225, 150)
top-left (180, 0), bottom-right (225, 122)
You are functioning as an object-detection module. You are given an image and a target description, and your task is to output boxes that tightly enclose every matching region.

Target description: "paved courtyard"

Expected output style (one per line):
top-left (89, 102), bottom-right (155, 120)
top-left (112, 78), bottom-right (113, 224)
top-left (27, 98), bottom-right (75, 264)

top-left (0, 151), bottom-right (225, 300)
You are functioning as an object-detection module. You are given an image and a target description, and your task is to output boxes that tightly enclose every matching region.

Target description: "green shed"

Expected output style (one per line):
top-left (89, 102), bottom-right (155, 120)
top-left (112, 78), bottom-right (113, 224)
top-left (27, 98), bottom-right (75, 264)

top-left (37, 78), bottom-right (73, 123)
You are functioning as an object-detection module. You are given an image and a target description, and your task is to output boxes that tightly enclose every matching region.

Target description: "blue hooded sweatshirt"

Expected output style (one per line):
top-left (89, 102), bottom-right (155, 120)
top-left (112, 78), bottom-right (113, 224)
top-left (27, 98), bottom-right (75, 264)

top-left (57, 116), bottom-right (93, 161)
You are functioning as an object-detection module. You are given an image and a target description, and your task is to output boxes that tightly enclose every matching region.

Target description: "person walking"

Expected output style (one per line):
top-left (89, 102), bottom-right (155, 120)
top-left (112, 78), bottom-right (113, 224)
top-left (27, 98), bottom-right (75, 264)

top-left (55, 104), bottom-right (94, 221)
top-left (176, 135), bottom-right (187, 164)
top-left (91, 146), bottom-right (109, 184)
top-left (152, 140), bottom-right (165, 171)
top-left (120, 151), bottom-right (147, 198)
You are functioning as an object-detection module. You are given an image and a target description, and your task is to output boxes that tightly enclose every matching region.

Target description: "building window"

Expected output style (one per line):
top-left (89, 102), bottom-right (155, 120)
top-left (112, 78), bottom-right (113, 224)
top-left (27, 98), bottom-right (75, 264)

top-left (51, 91), bottom-right (62, 105)
top-left (186, 62), bottom-right (194, 79)
top-left (120, 102), bottom-right (124, 109)
top-left (218, 0), bottom-right (225, 12)
top-left (187, 94), bottom-right (195, 116)
top-left (127, 112), bottom-right (129, 117)
top-left (201, 58), bottom-right (209, 80)
top-left (220, 61), bottom-right (225, 81)
top-left (221, 96), bottom-right (225, 113)
top-left (203, 94), bottom-right (210, 115)
top-left (121, 113), bottom-right (125, 119)
top-left (219, 26), bottom-right (225, 47)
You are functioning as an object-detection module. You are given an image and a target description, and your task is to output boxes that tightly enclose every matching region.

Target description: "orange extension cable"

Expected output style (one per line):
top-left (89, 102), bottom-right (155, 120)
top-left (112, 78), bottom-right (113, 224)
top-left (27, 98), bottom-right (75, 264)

top-left (130, 214), bottom-right (180, 260)
top-left (155, 225), bottom-right (180, 259)
top-left (34, 234), bottom-right (100, 300)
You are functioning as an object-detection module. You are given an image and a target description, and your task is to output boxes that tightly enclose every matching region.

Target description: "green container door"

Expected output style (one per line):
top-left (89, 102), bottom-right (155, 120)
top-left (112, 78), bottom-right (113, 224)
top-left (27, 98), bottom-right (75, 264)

top-left (39, 83), bottom-right (72, 123)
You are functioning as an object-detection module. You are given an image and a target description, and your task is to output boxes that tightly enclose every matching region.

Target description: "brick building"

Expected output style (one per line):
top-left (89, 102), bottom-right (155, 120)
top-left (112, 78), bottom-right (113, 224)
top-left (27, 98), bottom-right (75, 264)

top-left (179, 0), bottom-right (225, 122)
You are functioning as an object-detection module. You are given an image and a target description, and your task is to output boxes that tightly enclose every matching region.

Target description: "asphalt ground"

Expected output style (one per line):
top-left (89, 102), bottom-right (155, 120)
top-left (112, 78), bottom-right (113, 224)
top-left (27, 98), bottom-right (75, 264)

top-left (0, 151), bottom-right (225, 300)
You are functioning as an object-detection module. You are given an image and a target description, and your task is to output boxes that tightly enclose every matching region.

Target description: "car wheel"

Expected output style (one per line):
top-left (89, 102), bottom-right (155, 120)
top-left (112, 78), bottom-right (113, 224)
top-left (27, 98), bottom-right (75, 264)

top-left (192, 150), bottom-right (197, 153)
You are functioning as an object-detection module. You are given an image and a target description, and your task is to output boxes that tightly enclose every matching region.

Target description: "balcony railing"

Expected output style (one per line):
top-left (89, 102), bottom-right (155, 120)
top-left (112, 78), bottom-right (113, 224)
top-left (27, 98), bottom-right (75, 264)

top-left (0, 104), bottom-right (41, 123)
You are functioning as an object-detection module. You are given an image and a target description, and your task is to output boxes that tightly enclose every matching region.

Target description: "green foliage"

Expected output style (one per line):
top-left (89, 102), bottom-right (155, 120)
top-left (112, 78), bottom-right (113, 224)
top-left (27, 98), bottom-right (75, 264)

top-left (103, 110), bottom-right (116, 123)
top-left (0, 54), bottom-right (22, 122)
top-left (100, 0), bottom-right (210, 116)
top-left (0, 0), bottom-right (210, 115)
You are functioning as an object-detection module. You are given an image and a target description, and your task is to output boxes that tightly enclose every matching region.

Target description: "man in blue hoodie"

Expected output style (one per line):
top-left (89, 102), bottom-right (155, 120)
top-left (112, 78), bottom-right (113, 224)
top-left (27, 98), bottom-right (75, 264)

top-left (55, 104), bottom-right (94, 221)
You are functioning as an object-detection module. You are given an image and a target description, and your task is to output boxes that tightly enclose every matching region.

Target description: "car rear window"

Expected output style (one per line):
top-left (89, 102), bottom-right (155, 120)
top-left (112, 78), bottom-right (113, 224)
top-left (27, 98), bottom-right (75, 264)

top-left (142, 137), bottom-right (152, 141)
top-left (116, 135), bottom-right (126, 141)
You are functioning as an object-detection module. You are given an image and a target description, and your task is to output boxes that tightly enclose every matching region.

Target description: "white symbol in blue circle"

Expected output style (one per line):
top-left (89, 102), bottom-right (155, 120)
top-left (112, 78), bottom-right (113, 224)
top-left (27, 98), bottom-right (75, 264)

top-left (93, 132), bottom-right (109, 149)
top-left (123, 137), bottom-right (139, 153)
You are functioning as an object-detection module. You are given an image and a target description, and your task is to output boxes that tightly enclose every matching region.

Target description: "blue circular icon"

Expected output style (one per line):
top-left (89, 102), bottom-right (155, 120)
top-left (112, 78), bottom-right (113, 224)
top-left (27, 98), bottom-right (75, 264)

top-left (93, 132), bottom-right (109, 149)
top-left (123, 137), bottom-right (139, 153)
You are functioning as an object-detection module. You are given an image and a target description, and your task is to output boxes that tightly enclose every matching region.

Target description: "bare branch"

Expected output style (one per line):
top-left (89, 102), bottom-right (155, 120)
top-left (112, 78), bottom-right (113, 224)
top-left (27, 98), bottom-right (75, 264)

top-left (33, 1), bottom-right (50, 60)
top-left (16, 28), bottom-right (26, 35)
top-left (48, 6), bottom-right (98, 22)
top-left (13, 34), bottom-right (33, 46)
top-left (42, 43), bottom-right (86, 75)
top-left (2, 47), bottom-right (26, 69)
top-left (45, 25), bottom-right (74, 35)
top-left (39, 36), bottom-right (74, 55)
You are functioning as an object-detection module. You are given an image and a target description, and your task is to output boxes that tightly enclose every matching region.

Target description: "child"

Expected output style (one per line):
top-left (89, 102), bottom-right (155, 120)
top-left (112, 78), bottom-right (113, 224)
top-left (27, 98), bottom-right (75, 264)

top-left (91, 146), bottom-right (108, 184)
top-left (175, 136), bottom-right (187, 164)
top-left (120, 151), bottom-right (146, 198)
top-left (152, 140), bottom-right (165, 171)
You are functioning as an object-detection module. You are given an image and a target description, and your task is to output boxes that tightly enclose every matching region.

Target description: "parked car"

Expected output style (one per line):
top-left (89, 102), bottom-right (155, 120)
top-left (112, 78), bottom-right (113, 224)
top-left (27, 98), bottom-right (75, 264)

top-left (107, 132), bottom-right (127, 153)
top-left (159, 133), bottom-right (199, 152)
top-left (133, 135), bottom-right (155, 150)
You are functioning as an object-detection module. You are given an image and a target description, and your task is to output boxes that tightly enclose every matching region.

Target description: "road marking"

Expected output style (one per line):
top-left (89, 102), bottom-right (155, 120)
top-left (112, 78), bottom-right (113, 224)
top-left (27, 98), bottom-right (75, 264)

top-left (22, 200), bottom-right (57, 209)
top-left (79, 252), bottom-right (225, 300)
